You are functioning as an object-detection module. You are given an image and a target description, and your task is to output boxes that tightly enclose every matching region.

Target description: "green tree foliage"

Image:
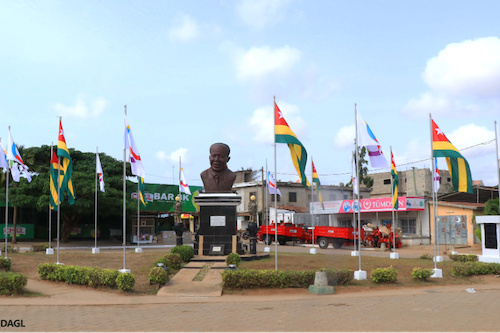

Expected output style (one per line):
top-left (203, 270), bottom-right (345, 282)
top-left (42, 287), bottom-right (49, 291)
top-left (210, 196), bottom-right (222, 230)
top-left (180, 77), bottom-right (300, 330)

top-left (0, 145), bottom-right (137, 242)
top-left (346, 147), bottom-right (374, 189)
top-left (485, 198), bottom-right (499, 215)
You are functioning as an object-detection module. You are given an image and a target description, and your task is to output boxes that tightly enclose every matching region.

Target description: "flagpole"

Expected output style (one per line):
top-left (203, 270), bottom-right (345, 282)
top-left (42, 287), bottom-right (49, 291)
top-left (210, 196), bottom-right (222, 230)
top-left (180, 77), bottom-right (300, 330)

top-left (136, 178), bottom-right (141, 252)
top-left (274, 96), bottom-right (278, 270)
top-left (4, 148), bottom-right (9, 259)
top-left (390, 147), bottom-right (396, 256)
top-left (56, 121), bottom-right (62, 265)
top-left (310, 158), bottom-right (315, 252)
top-left (94, 147), bottom-right (99, 253)
top-left (264, 161), bottom-right (270, 253)
top-left (48, 143), bottom-right (53, 252)
top-left (354, 104), bottom-right (365, 279)
top-left (495, 121), bottom-right (499, 211)
top-left (121, 106), bottom-right (128, 272)
top-left (429, 114), bottom-right (441, 277)
top-left (351, 147), bottom-right (356, 253)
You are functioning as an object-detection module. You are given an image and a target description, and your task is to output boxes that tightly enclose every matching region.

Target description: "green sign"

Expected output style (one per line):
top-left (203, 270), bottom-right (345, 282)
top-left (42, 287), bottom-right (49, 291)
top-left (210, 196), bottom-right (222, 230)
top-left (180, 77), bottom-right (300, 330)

top-left (3, 224), bottom-right (35, 239)
top-left (127, 183), bottom-right (202, 212)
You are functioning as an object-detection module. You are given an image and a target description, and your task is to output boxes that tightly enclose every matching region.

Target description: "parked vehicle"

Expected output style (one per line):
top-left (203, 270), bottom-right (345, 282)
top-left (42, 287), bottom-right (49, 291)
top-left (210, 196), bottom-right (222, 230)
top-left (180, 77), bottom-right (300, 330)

top-left (257, 223), bottom-right (310, 245)
top-left (313, 226), bottom-right (364, 249)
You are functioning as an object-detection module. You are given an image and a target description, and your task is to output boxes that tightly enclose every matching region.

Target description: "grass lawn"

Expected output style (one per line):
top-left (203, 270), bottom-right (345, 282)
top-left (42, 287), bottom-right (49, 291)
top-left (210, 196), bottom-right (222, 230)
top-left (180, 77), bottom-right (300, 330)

top-left (6, 248), bottom-right (486, 295)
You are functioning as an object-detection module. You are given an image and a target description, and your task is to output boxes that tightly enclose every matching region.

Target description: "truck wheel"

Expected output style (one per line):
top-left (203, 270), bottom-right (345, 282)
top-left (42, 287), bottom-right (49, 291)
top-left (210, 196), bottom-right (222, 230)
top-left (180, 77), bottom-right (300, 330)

top-left (264, 234), bottom-right (273, 245)
top-left (332, 240), bottom-right (343, 249)
top-left (278, 238), bottom-right (287, 245)
top-left (318, 237), bottom-right (329, 249)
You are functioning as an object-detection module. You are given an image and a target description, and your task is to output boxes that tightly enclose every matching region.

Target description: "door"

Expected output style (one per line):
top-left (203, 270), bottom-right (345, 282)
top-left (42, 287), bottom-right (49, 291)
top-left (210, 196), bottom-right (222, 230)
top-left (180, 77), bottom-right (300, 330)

top-left (436, 215), bottom-right (468, 245)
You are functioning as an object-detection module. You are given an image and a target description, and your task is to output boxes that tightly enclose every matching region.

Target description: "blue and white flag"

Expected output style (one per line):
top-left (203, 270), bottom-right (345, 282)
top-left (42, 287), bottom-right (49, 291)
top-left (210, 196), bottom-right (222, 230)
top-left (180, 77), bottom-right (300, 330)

top-left (267, 171), bottom-right (282, 196)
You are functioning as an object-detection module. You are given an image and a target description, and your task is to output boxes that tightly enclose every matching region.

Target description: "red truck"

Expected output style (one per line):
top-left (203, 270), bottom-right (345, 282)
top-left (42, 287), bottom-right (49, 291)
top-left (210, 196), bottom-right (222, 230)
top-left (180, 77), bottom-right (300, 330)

top-left (312, 226), bottom-right (364, 249)
top-left (257, 223), bottom-right (363, 249)
top-left (257, 223), bottom-right (311, 245)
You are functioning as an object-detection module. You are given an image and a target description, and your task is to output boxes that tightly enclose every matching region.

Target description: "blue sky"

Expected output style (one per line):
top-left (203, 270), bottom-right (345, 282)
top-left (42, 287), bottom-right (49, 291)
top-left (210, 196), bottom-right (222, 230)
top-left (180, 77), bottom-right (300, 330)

top-left (1, 0), bottom-right (499, 188)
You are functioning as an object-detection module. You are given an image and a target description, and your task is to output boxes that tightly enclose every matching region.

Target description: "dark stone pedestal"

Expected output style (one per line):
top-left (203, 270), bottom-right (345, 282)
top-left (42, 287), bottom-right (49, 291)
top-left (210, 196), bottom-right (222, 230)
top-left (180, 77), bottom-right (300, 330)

top-left (247, 222), bottom-right (258, 255)
top-left (173, 223), bottom-right (184, 246)
top-left (194, 193), bottom-right (244, 256)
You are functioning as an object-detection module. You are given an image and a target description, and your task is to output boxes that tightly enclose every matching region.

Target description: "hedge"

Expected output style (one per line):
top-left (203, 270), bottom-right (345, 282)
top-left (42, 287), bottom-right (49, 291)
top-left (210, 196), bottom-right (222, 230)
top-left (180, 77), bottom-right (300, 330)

top-left (448, 254), bottom-right (478, 262)
top-left (0, 258), bottom-right (12, 272)
top-left (371, 266), bottom-right (398, 283)
top-left (170, 245), bottom-right (194, 263)
top-left (451, 262), bottom-right (500, 277)
top-left (0, 272), bottom-right (27, 295)
top-left (38, 263), bottom-right (132, 291)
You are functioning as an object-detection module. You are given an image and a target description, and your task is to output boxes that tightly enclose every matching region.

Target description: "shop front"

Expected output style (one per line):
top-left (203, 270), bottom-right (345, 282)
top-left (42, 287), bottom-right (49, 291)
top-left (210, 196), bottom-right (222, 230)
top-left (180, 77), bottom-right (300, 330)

top-left (310, 196), bottom-right (430, 246)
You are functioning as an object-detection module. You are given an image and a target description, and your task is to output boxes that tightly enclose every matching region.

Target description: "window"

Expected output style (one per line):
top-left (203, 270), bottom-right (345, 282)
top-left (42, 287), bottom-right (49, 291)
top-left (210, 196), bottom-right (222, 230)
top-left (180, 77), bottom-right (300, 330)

top-left (343, 194), bottom-right (348, 200)
top-left (338, 219), bottom-right (352, 227)
top-left (271, 194), bottom-right (281, 202)
top-left (383, 179), bottom-right (391, 185)
top-left (289, 192), bottom-right (297, 202)
top-left (447, 177), bottom-right (451, 182)
top-left (400, 218), bottom-right (417, 234)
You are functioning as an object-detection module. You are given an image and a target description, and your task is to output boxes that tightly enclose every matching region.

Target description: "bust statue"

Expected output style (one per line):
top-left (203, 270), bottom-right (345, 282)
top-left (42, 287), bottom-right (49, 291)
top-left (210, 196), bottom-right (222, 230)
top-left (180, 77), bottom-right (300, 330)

top-left (174, 195), bottom-right (182, 224)
top-left (200, 143), bottom-right (236, 193)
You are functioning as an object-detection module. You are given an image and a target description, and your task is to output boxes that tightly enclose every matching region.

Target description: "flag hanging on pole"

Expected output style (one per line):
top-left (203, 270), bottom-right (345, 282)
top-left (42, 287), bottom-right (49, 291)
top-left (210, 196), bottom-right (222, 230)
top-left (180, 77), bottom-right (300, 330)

top-left (267, 171), bottom-right (282, 196)
top-left (434, 157), bottom-right (440, 193)
top-left (312, 160), bottom-right (324, 209)
top-left (391, 151), bottom-right (399, 210)
top-left (96, 152), bottom-right (105, 192)
top-left (124, 115), bottom-right (146, 179)
top-left (7, 128), bottom-right (31, 182)
top-left (351, 151), bottom-right (359, 195)
top-left (179, 167), bottom-right (191, 195)
top-left (57, 119), bottom-right (76, 204)
top-left (50, 149), bottom-right (60, 210)
top-left (139, 177), bottom-right (147, 206)
top-left (0, 143), bottom-right (8, 171)
top-left (356, 112), bottom-right (388, 169)
top-left (431, 118), bottom-right (473, 193)
top-left (274, 102), bottom-right (310, 188)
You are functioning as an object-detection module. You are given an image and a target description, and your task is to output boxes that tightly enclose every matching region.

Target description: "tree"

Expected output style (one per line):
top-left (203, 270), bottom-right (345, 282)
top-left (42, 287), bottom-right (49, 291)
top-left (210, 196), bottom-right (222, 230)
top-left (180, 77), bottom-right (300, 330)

top-left (485, 198), bottom-right (499, 215)
top-left (346, 147), bottom-right (374, 189)
top-left (1, 145), bottom-right (137, 242)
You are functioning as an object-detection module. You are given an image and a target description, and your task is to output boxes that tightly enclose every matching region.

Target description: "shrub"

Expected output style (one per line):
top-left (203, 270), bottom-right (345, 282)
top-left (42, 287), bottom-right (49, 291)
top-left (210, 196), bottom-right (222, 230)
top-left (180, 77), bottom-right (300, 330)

top-left (61, 266), bottom-right (90, 285)
top-left (371, 266), bottom-right (398, 283)
top-left (449, 254), bottom-right (478, 262)
top-left (165, 253), bottom-right (183, 270)
top-left (116, 272), bottom-right (135, 291)
top-left (149, 267), bottom-right (169, 285)
top-left (320, 268), bottom-right (353, 286)
top-left (419, 254), bottom-right (432, 260)
top-left (474, 227), bottom-right (481, 241)
top-left (411, 267), bottom-right (432, 281)
top-left (31, 243), bottom-right (49, 252)
top-left (5, 245), bottom-right (18, 253)
top-left (226, 253), bottom-right (241, 267)
top-left (222, 269), bottom-right (315, 289)
top-left (171, 245), bottom-right (194, 262)
top-left (153, 257), bottom-right (171, 268)
top-left (98, 269), bottom-right (119, 288)
top-left (0, 272), bottom-right (27, 295)
top-left (37, 263), bottom-right (62, 281)
top-left (0, 258), bottom-right (12, 272)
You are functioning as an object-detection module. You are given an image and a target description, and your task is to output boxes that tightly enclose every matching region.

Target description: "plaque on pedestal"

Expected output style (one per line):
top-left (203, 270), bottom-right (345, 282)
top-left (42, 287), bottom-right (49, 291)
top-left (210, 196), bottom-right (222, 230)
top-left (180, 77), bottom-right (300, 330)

top-left (194, 193), bottom-right (244, 255)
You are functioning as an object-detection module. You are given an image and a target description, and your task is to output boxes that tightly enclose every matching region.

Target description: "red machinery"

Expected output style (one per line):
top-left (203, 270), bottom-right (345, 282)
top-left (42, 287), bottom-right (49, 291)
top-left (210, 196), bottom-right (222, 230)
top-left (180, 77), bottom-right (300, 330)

top-left (362, 226), bottom-right (402, 248)
top-left (257, 223), bottom-right (310, 245)
top-left (313, 226), bottom-right (364, 249)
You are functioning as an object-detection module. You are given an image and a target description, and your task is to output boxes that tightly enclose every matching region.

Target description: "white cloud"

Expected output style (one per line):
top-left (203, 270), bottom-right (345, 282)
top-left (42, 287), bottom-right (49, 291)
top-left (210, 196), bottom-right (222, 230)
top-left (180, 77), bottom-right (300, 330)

top-left (423, 37), bottom-right (500, 98)
top-left (167, 13), bottom-right (199, 43)
top-left (53, 96), bottom-right (107, 119)
top-left (155, 148), bottom-right (189, 164)
top-left (249, 102), bottom-right (306, 145)
top-left (446, 123), bottom-right (496, 158)
top-left (333, 125), bottom-right (355, 149)
top-left (235, 45), bottom-right (301, 81)
top-left (236, 0), bottom-right (291, 30)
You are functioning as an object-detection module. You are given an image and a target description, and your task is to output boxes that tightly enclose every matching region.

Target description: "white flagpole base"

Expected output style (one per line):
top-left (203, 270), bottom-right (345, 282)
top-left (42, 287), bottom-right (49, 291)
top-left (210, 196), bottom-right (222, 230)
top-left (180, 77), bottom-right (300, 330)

top-left (135, 247), bottom-right (143, 253)
top-left (56, 262), bottom-right (64, 266)
top-left (433, 256), bottom-right (443, 262)
top-left (431, 268), bottom-right (443, 278)
top-left (309, 248), bottom-right (317, 254)
top-left (354, 270), bottom-right (367, 280)
top-left (351, 250), bottom-right (360, 256)
top-left (264, 247), bottom-right (270, 253)
top-left (45, 248), bottom-right (54, 255)
top-left (119, 268), bottom-right (131, 273)
top-left (390, 252), bottom-right (399, 259)
top-left (92, 248), bottom-right (100, 254)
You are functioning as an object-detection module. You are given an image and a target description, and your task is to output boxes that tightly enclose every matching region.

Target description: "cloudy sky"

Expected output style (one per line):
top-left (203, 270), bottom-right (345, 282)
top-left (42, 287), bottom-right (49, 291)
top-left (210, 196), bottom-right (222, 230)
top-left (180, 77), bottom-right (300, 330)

top-left (1, 0), bottom-right (499, 188)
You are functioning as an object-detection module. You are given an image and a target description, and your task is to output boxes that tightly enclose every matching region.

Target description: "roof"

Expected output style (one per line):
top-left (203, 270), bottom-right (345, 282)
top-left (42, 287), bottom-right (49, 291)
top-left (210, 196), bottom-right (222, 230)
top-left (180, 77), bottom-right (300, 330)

top-left (277, 205), bottom-right (309, 213)
top-left (431, 201), bottom-right (485, 210)
top-left (438, 186), bottom-right (498, 204)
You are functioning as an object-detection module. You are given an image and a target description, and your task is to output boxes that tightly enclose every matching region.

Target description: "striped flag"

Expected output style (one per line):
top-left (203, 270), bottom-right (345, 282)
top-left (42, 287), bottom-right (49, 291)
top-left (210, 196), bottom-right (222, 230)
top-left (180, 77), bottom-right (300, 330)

top-left (356, 112), bottom-right (388, 169)
top-left (432, 119), bottom-right (472, 193)
top-left (434, 158), bottom-right (440, 193)
top-left (124, 115), bottom-right (146, 179)
top-left (96, 152), bottom-right (105, 192)
top-left (49, 148), bottom-right (59, 210)
top-left (139, 177), bottom-right (147, 206)
top-left (274, 102), bottom-right (309, 188)
top-left (267, 171), bottom-right (281, 196)
top-left (57, 119), bottom-right (76, 204)
top-left (312, 160), bottom-right (324, 209)
top-left (179, 167), bottom-right (191, 195)
top-left (391, 151), bottom-right (399, 210)
top-left (0, 143), bottom-right (8, 171)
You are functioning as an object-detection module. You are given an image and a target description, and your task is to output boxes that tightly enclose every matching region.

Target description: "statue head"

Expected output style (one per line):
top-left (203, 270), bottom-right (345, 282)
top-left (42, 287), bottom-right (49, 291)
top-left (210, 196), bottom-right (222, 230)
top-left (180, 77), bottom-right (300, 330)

top-left (250, 195), bottom-right (256, 201)
top-left (175, 195), bottom-right (181, 202)
top-left (209, 143), bottom-right (230, 173)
